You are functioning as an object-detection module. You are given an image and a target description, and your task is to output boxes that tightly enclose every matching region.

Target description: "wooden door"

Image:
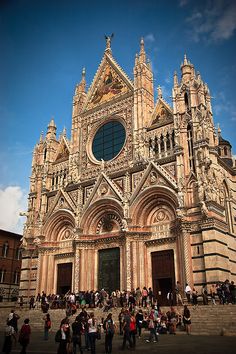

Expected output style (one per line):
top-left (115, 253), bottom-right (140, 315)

top-left (151, 250), bottom-right (175, 305)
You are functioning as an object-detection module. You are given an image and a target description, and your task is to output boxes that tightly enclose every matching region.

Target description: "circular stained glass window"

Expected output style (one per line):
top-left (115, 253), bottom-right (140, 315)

top-left (92, 121), bottom-right (126, 161)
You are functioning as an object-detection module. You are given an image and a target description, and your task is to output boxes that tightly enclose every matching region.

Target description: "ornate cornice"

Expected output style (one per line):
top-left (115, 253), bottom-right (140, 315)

top-left (54, 252), bottom-right (74, 259)
top-left (145, 236), bottom-right (176, 246)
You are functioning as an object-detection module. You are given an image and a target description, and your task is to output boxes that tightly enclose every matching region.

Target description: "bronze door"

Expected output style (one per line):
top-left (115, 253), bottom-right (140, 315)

top-left (57, 262), bottom-right (72, 295)
top-left (151, 250), bottom-right (176, 305)
top-left (98, 248), bottom-right (120, 293)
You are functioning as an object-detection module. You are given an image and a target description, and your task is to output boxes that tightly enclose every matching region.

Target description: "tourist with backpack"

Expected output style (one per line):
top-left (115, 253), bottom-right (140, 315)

top-left (104, 313), bottom-right (116, 354)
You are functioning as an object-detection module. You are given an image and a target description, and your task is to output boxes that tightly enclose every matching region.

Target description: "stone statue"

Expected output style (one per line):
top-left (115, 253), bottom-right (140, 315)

top-left (200, 201), bottom-right (208, 217)
top-left (121, 218), bottom-right (128, 231)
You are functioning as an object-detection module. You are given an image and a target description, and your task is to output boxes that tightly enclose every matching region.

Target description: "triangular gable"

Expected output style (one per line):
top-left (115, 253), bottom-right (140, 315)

top-left (83, 53), bottom-right (133, 111)
top-left (130, 161), bottom-right (178, 205)
top-left (83, 172), bottom-right (123, 210)
top-left (54, 136), bottom-right (70, 162)
top-left (150, 98), bottom-right (173, 126)
top-left (186, 171), bottom-right (197, 186)
top-left (45, 189), bottom-right (76, 220)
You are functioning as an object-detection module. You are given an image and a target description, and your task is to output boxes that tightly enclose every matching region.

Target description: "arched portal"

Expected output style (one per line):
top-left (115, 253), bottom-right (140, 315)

top-left (80, 199), bottom-right (124, 292)
top-left (39, 210), bottom-right (75, 295)
top-left (130, 186), bottom-right (179, 304)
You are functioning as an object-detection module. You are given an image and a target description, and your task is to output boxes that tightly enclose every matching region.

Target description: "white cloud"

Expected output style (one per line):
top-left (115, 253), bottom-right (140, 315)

top-left (144, 33), bottom-right (155, 43)
top-left (213, 91), bottom-right (236, 123)
top-left (186, 1), bottom-right (236, 43)
top-left (179, 0), bottom-right (189, 7)
top-left (0, 186), bottom-right (28, 235)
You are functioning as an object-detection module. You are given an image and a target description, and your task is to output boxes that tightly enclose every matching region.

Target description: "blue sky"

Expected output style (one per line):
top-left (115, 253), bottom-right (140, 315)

top-left (0, 0), bottom-right (236, 233)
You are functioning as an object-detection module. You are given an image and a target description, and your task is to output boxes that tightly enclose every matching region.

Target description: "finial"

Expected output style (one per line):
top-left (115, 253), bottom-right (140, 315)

top-left (174, 71), bottom-right (178, 87)
top-left (105, 33), bottom-right (114, 54)
top-left (157, 85), bottom-right (162, 98)
top-left (183, 53), bottom-right (188, 65)
top-left (135, 53), bottom-right (139, 65)
top-left (139, 37), bottom-right (146, 63)
top-left (217, 123), bottom-right (221, 136)
top-left (62, 126), bottom-right (67, 136)
top-left (82, 67), bottom-right (86, 80)
top-left (48, 116), bottom-right (56, 127)
top-left (140, 37), bottom-right (145, 53)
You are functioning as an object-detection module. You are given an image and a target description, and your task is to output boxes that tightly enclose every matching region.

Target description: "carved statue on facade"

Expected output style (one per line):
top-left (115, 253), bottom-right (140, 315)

top-left (121, 218), bottom-right (128, 231)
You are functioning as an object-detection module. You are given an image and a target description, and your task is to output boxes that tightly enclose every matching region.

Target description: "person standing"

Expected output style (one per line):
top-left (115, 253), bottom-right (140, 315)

top-left (175, 281), bottom-right (184, 306)
top-left (87, 313), bottom-right (97, 354)
top-left (210, 284), bottom-right (216, 305)
top-left (141, 287), bottom-right (148, 307)
top-left (104, 313), bottom-right (116, 354)
top-left (146, 310), bottom-right (158, 343)
top-left (43, 313), bottom-right (51, 340)
top-left (8, 310), bottom-right (20, 334)
top-left (18, 318), bottom-right (31, 354)
top-left (121, 309), bottom-right (132, 350)
top-left (183, 305), bottom-right (191, 335)
top-left (2, 320), bottom-right (16, 354)
top-left (57, 319), bottom-right (70, 354)
top-left (185, 284), bottom-right (192, 304)
top-left (129, 312), bottom-right (136, 349)
top-left (72, 316), bottom-right (83, 354)
top-left (135, 309), bottom-right (143, 338)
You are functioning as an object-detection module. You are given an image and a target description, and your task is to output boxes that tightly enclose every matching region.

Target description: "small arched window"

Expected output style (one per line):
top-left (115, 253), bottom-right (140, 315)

top-left (166, 133), bottom-right (170, 150)
top-left (224, 146), bottom-right (228, 156)
top-left (172, 131), bottom-right (175, 147)
top-left (2, 242), bottom-right (9, 258)
top-left (187, 124), bottom-right (195, 172)
top-left (15, 247), bottom-right (21, 260)
top-left (160, 134), bottom-right (164, 152)
top-left (0, 269), bottom-right (6, 283)
top-left (44, 148), bottom-right (47, 161)
top-left (13, 269), bottom-right (20, 284)
top-left (184, 92), bottom-right (190, 110)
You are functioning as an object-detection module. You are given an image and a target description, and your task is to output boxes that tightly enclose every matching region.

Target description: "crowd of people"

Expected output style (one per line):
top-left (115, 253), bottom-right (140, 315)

top-left (54, 304), bottom-right (192, 354)
top-left (2, 279), bottom-right (236, 353)
top-left (183, 280), bottom-right (236, 306)
top-left (2, 302), bottom-right (193, 354)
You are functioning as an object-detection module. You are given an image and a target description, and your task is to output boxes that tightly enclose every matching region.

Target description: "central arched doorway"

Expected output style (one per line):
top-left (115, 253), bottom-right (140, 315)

top-left (98, 248), bottom-right (120, 292)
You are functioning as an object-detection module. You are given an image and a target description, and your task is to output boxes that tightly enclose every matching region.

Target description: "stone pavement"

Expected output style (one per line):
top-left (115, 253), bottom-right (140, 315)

top-left (1, 329), bottom-right (236, 354)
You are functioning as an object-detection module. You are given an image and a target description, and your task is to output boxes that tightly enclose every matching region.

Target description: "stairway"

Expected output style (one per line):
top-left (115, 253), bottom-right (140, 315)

top-left (0, 304), bottom-right (235, 336)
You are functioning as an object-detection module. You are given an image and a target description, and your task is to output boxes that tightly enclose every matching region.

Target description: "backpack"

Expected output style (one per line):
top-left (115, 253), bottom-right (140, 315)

top-left (55, 329), bottom-right (61, 342)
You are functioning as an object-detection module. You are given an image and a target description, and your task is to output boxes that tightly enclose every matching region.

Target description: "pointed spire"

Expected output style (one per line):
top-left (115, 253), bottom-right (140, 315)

top-left (139, 37), bottom-right (146, 63)
top-left (184, 53), bottom-right (188, 65)
top-left (62, 126), bottom-right (67, 137)
top-left (174, 71), bottom-right (178, 87)
top-left (39, 131), bottom-right (44, 143)
top-left (48, 117), bottom-right (56, 128)
top-left (135, 53), bottom-right (139, 65)
top-left (75, 67), bottom-right (86, 95)
top-left (46, 118), bottom-right (56, 140)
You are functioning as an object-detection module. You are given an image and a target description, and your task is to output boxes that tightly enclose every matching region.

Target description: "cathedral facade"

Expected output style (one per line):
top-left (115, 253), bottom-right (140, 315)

top-left (20, 39), bottom-right (236, 303)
